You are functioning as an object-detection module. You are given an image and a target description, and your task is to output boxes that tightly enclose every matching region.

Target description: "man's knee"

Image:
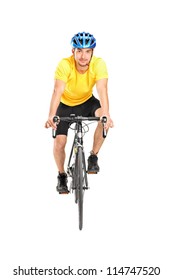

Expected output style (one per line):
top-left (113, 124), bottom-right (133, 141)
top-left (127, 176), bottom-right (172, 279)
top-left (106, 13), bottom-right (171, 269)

top-left (54, 135), bottom-right (67, 152)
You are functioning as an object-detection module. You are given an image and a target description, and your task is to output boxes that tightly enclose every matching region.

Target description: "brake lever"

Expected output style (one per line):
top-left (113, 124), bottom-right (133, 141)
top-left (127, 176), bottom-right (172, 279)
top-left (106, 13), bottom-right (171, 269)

top-left (101, 116), bottom-right (107, 138)
top-left (52, 127), bottom-right (57, 138)
top-left (52, 116), bottom-right (60, 138)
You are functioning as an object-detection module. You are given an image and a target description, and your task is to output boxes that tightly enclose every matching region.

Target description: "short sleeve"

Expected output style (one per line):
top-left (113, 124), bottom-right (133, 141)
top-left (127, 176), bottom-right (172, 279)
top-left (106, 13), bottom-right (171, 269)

top-left (54, 59), bottom-right (71, 82)
top-left (94, 58), bottom-right (108, 81)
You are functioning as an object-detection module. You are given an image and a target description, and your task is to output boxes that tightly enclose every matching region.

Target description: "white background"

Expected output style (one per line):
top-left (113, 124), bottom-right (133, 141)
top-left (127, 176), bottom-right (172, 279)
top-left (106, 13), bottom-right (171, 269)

top-left (0, 0), bottom-right (173, 279)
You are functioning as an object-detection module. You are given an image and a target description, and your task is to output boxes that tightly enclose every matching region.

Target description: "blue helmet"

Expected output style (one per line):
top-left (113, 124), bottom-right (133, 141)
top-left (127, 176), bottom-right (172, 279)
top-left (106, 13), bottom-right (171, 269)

top-left (71, 32), bottom-right (96, 49)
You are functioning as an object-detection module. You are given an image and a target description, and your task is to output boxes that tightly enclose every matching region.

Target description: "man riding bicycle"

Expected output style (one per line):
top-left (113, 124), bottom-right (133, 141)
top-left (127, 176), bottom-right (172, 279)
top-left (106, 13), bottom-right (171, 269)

top-left (45, 32), bottom-right (113, 194)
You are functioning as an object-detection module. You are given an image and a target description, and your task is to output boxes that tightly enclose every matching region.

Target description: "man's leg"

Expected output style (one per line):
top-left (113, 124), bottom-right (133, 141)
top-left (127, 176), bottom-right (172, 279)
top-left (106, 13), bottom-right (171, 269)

top-left (91, 121), bottom-right (105, 155)
top-left (88, 108), bottom-right (108, 173)
top-left (53, 135), bottom-right (67, 173)
top-left (91, 108), bottom-right (107, 154)
top-left (53, 135), bottom-right (69, 193)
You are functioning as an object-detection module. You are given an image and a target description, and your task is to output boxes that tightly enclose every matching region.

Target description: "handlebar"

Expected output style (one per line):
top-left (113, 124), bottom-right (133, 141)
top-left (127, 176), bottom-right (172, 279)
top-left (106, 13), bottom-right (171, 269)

top-left (52, 114), bottom-right (107, 139)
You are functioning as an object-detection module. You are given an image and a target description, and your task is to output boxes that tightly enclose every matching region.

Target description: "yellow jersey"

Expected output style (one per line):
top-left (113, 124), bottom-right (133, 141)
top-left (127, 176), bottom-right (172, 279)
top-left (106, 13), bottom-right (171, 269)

top-left (54, 55), bottom-right (108, 106)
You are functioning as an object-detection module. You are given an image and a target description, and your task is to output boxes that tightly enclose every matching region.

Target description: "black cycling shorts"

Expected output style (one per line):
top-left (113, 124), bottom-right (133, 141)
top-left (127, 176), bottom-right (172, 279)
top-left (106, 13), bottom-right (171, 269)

top-left (55, 95), bottom-right (101, 136)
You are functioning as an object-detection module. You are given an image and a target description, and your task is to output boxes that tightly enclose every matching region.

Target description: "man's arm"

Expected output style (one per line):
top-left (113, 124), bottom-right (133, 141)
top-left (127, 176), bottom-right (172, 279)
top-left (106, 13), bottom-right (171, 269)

top-left (96, 78), bottom-right (114, 128)
top-left (45, 79), bottom-right (66, 129)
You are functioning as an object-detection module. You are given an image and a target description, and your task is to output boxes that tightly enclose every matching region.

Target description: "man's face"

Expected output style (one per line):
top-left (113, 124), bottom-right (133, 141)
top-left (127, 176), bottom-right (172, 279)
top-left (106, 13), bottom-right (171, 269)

top-left (73, 48), bottom-right (93, 67)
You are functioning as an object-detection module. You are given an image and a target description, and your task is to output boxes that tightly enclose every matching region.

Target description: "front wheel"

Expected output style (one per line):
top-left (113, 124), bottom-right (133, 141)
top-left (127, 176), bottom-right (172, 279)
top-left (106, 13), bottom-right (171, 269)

top-left (76, 147), bottom-right (84, 230)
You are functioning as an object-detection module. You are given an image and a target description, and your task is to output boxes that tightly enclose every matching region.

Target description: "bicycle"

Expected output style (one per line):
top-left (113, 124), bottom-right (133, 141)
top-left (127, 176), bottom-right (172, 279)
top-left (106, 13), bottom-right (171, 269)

top-left (52, 114), bottom-right (107, 230)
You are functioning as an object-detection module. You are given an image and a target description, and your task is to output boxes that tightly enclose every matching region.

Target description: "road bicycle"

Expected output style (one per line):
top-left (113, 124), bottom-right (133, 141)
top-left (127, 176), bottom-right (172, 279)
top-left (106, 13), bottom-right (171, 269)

top-left (52, 114), bottom-right (107, 230)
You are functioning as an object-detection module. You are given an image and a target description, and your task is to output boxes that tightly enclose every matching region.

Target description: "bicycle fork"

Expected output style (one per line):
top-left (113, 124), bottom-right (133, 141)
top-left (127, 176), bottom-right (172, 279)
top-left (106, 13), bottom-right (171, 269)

top-left (67, 122), bottom-right (88, 191)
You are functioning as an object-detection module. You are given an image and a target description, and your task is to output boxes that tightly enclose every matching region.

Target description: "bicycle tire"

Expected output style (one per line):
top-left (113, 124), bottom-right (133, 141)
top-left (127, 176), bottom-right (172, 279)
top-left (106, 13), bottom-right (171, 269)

top-left (70, 164), bottom-right (78, 204)
top-left (76, 147), bottom-right (84, 230)
top-left (74, 166), bottom-right (78, 205)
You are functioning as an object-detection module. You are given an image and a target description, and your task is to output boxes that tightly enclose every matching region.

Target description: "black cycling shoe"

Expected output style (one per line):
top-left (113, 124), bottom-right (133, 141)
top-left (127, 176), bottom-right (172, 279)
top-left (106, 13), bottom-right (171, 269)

top-left (56, 172), bottom-right (69, 194)
top-left (87, 154), bottom-right (100, 174)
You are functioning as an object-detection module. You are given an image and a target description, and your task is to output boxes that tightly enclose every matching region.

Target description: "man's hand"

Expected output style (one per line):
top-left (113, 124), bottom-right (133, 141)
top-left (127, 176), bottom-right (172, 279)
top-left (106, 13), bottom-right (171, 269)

top-left (44, 116), bottom-right (57, 129)
top-left (108, 116), bottom-right (114, 129)
top-left (102, 115), bottom-right (114, 130)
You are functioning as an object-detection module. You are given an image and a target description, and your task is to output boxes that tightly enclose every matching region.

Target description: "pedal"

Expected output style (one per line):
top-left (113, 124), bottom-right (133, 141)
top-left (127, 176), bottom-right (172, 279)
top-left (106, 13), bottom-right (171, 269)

top-left (59, 191), bottom-right (69, 195)
top-left (58, 189), bottom-right (70, 195)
